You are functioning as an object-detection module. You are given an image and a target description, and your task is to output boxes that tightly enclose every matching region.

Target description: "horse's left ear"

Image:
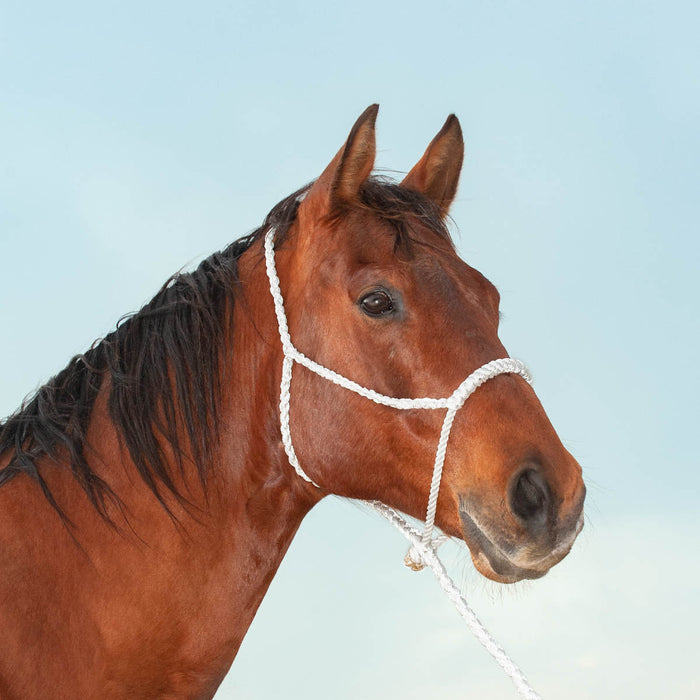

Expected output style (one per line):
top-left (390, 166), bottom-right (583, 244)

top-left (401, 114), bottom-right (464, 215)
top-left (305, 104), bottom-right (378, 212)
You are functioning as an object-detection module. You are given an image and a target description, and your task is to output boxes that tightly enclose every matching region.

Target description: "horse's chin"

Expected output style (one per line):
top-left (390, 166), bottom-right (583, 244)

top-left (469, 549), bottom-right (547, 584)
top-left (459, 509), bottom-right (551, 584)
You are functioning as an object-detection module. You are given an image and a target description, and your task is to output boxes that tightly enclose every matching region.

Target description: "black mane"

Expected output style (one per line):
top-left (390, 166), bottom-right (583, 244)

top-left (0, 178), bottom-right (451, 521)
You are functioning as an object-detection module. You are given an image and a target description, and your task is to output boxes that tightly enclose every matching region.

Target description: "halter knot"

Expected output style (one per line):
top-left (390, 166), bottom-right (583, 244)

top-left (404, 546), bottom-right (427, 572)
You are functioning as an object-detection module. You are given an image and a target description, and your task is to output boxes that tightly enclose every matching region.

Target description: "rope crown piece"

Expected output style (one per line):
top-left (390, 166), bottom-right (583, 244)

top-left (264, 227), bottom-right (541, 700)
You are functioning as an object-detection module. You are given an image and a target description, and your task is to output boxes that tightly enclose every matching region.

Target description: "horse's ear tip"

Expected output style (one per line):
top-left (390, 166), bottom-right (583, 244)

top-left (346, 105), bottom-right (379, 140)
top-left (445, 113), bottom-right (462, 132)
top-left (361, 104), bottom-right (380, 122)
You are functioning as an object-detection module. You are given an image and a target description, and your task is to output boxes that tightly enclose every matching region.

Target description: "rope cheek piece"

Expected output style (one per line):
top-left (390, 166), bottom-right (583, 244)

top-left (264, 228), bottom-right (542, 700)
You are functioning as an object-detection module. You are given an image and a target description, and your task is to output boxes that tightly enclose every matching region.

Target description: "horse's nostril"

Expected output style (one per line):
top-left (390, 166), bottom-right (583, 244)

top-left (509, 468), bottom-right (549, 527)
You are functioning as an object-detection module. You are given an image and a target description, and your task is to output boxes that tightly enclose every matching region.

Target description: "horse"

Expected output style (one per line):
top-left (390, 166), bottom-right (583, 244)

top-left (0, 105), bottom-right (585, 698)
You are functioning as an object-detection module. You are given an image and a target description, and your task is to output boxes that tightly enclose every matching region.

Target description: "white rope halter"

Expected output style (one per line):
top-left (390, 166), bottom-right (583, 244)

top-left (264, 227), bottom-right (541, 699)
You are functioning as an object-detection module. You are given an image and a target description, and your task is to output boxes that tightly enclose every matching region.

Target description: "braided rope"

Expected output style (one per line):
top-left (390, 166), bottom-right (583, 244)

top-left (264, 228), bottom-right (540, 699)
top-left (279, 355), bottom-right (320, 487)
top-left (373, 502), bottom-right (541, 700)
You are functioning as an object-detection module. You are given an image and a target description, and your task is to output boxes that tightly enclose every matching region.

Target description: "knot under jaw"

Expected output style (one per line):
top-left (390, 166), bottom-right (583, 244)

top-left (404, 546), bottom-right (426, 571)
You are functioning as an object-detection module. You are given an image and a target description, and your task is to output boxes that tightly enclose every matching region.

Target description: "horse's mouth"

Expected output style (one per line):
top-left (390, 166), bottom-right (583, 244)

top-left (459, 509), bottom-right (545, 583)
top-left (458, 507), bottom-right (583, 584)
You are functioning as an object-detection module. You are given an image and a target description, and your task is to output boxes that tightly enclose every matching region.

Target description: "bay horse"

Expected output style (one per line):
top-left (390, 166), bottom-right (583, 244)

top-left (0, 105), bottom-right (585, 698)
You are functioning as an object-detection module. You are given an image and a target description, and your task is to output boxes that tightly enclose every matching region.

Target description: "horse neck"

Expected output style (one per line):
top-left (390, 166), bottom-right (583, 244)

top-left (139, 237), bottom-right (325, 674)
top-left (104, 237), bottom-right (323, 671)
top-left (0, 237), bottom-right (320, 694)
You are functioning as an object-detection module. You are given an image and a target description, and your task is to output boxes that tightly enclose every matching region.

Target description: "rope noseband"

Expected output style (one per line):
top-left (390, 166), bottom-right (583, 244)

top-left (264, 228), bottom-right (541, 699)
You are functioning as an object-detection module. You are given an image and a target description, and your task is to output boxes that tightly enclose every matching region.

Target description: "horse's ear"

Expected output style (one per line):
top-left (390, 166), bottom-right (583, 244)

top-left (401, 114), bottom-right (464, 215)
top-left (306, 104), bottom-right (378, 211)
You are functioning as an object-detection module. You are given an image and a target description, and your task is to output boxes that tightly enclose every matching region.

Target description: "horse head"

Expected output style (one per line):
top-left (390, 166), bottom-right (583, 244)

top-left (266, 105), bottom-right (585, 583)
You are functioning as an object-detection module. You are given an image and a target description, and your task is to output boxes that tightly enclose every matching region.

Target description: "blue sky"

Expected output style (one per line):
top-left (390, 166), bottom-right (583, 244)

top-left (1, 1), bottom-right (698, 697)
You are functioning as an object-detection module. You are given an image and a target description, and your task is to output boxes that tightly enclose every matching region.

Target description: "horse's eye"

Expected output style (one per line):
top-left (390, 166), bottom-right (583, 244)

top-left (360, 290), bottom-right (394, 316)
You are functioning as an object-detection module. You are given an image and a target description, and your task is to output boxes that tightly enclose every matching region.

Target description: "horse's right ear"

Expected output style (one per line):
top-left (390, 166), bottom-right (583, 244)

top-left (304, 104), bottom-right (378, 214)
top-left (401, 114), bottom-right (464, 216)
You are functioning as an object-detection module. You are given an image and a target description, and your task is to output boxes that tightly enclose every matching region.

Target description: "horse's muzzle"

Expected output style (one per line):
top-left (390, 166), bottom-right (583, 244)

top-left (458, 479), bottom-right (586, 584)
